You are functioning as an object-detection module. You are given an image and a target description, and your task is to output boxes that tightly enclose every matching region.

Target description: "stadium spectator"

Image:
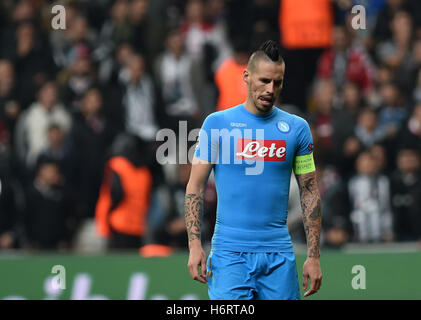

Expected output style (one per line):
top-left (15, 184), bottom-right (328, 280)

top-left (96, 0), bottom-right (134, 84)
top-left (4, 21), bottom-right (56, 109)
top-left (214, 37), bottom-right (249, 111)
top-left (354, 107), bottom-right (387, 148)
top-left (348, 151), bottom-right (394, 242)
top-left (375, 10), bottom-right (419, 92)
top-left (14, 81), bottom-right (72, 170)
top-left (69, 88), bottom-right (112, 219)
top-left (11, 0), bottom-right (36, 24)
top-left (225, 0), bottom-right (279, 48)
top-left (121, 54), bottom-right (159, 142)
top-left (309, 79), bottom-right (336, 164)
top-left (332, 82), bottom-right (364, 174)
top-left (370, 143), bottom-right (390, 175)
top-left (96, 0), bottom-right (132, 64)
top-left (337, 134), bottom-right (363, 179)
top-left (98, 43), bottom-right (135, 134)
top-left (405, 38), bottom-right (421, 97)
top-left (37, 123), bottom-right (76, 189)
top-left (376, 10), bottom-right (413, 70)
top-left (0, 60), bottom-right (19, 144)
top-left (398, 102), bottom-right (421, 152)
top-left (155, 163), bottom-right (191, 249)
top-left (390, 148), bottom-right (421, 241)
top-left (317, 25), bottom-right (375, 94)
top-left (50, 14), bottom-right (96, 69)
top-left (181, 0), bottom-right (230, 70)
top-left (319, 164), bottom-right (352, 249)
top-left (371, 0), bottom-right (408, 45)
top-left (98, 42), bottom-right (135, 86)
top-left (277, 0), bottom-right (332, 111)
top-left (340, 80), bottom-right (364, 111)
top-left (95, 135), bottom-right (153, 249)
top-left (203, 0), bottom-right (226, 27)
top-left (128, 0), bottom-right (150, 55)
top-left (154, 28), bottom-right (203, 132)
top-left (375, 63), bottom-right (395, 88)
top-left (128, 0), bottom-right (166, 66)
top-left (57, 43), bottom-right (97, 111)
top-left (379, 82), bottom-right (407, 128)
top-left (23, 159), bottom-right (73, 250)
top-left (0, 173), bottom-right (19, 250)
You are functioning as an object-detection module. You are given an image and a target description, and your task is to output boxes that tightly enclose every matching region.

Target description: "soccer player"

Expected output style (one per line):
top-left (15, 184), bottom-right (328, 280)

top-left (185, 40), bottom-right (322, 300)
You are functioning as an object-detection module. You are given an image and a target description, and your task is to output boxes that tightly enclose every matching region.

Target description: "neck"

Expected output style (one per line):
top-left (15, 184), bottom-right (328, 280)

top-left (244, 98), bottom-right (273, 116)
top-left (171, 50), bottom-right (182, 59)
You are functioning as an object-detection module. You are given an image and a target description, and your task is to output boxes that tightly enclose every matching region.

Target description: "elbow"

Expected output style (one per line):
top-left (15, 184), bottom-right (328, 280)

top-left (185, 180), bottom-right (206, 196)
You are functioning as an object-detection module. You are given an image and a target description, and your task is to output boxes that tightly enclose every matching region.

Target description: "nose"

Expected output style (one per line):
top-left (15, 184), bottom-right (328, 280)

top-left (266, 81), bottom-right (274, 94)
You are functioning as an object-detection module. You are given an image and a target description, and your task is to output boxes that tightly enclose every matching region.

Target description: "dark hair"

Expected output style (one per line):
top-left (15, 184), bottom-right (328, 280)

top-left (34, 156), bottom-right (60, 175)
top-left (397, 147), bottom-right (421, 158)
top-left (247, 40), bottom-right (284, 71)
top-left (47, 122), bottom-right (63, 132)
top-left (258, 40), bottom-right (283, 63)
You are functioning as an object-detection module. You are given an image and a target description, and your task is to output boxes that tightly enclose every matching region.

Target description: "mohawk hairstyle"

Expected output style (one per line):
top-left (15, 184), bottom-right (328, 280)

top-left (259, 40), bottom-right (283, 63)
top-left (247, 40), bottom-right (284, 72)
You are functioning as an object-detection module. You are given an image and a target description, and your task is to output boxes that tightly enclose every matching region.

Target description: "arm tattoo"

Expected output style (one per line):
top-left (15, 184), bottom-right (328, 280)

top-left (296, 171), bottom-right (322, 258)
top-left (184, 191), bottom-right (204, 243)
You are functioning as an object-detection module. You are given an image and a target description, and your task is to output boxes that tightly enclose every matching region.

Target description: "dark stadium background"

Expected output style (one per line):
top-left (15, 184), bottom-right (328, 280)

top-left (0, 0), bottom-right (420, 300)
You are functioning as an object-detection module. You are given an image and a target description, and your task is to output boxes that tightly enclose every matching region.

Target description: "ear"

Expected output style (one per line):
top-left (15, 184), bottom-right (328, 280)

top-left (243, 69), bottom-right (250, 85)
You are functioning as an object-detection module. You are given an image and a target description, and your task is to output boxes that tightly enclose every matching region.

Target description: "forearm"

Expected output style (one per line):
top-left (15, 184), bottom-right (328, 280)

top-left (302, 195), bottom-right (322, 258)
top-left (184, 183), bottom-right (205, 249)
top-left (297, 173), bottom-right (322, 258)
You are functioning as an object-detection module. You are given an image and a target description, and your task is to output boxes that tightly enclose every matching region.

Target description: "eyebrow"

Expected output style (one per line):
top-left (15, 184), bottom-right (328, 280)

top-left (259, 77), bottom-right (283, 83)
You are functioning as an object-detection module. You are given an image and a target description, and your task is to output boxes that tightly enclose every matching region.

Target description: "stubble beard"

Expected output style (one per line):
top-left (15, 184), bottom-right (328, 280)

top-left (253, 95), bottom-right (274, 115)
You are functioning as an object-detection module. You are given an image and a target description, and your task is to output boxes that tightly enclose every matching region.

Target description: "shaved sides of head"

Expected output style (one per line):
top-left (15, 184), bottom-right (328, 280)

top-left (247, 40), bottom-right (284, 73)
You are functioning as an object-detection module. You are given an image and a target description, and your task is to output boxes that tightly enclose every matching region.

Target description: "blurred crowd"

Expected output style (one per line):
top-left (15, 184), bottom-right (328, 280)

top-left (0, 0), bottom-right (420, 253)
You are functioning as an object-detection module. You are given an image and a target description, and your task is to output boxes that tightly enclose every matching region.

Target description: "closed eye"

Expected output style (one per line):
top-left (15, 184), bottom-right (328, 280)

top-left (259, 78), bottom-right (271, 84)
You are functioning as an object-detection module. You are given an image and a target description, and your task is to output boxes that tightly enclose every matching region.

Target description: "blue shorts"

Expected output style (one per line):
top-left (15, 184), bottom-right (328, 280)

top-left (206, 250), bottom-right (300, 300)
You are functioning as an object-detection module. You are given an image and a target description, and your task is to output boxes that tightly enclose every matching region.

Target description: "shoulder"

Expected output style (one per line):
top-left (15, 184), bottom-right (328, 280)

top-left (22, 103), bottom-right (42, 123)
top-left (276, 108), bottom-right (310, 130)
top-left (202, 105), bottom-right (243, 126)
top-left (203, 110), bottom-right (223, 123)
top-left (26, 103), bottom-right (40, 115)
top-left (53, 104), bottom-right (71, 121)
top-left (54, 103), bottom-right (69, 114)
top-left (291, 113), bottom-right (310, 128)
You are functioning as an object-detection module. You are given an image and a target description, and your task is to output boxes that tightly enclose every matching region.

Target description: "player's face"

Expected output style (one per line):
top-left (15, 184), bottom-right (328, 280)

top-left (244, 59), bottom-right (285, 114)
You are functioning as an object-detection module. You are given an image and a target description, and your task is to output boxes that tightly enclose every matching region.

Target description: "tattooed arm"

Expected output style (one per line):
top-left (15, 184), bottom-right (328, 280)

top-left (185, 157), bottom-right (213, 283)
top-left (296, 171), bottom-right (323, 297)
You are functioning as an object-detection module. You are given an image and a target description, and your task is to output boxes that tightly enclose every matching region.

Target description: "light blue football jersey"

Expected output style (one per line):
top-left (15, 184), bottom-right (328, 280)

top-left (195, 104), bottom-right (314, 252)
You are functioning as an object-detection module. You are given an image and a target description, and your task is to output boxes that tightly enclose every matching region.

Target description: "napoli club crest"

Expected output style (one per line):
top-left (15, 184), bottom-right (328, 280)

top-left (277, 121), bottom-right (290, 133)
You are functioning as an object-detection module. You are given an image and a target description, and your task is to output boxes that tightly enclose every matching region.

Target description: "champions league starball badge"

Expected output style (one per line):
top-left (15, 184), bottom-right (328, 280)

top-left (277, 121), bottom-right (290, 133)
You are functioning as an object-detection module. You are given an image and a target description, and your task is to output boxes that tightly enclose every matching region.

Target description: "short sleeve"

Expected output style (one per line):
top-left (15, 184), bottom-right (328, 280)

top-left (293, 117), bottom-right (315, 175)
top-left (194, 114), bottom-right (219, 162)
top-left (295, 117), bottom-right (314, 156)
